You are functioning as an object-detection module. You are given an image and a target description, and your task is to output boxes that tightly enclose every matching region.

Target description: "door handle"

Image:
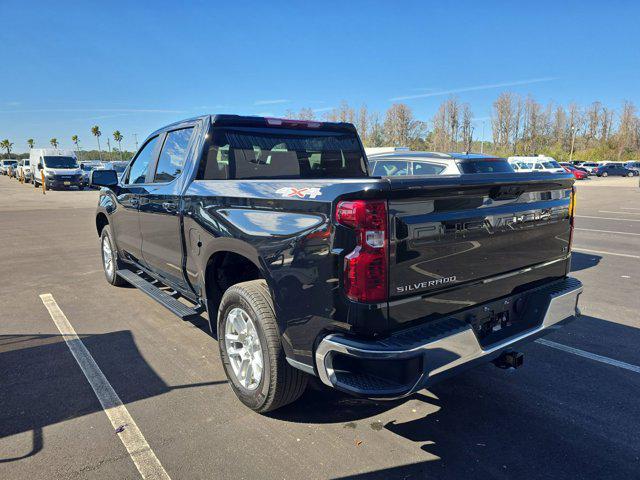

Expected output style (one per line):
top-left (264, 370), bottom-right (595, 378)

top-left (162, 202), bottom-right (177, 212)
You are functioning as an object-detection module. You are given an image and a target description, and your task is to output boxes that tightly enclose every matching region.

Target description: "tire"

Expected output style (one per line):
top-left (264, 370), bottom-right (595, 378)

top-left (218, 280), bottom-right (307, 413)
top-left (100, 224), bottom-right (127, 286)
top-left (602, 172), bottom-right (608, 177)
top-left (33, 180), bottom-right (39, 188)
top-left (627, 172), bottom-right (633, 177)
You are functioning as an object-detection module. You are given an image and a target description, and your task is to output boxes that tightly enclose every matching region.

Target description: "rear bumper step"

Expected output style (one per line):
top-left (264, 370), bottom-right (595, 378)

top-left (117, 269), bottom-right (203, 321)
top-left (315, 277), bottom-right (583, 398)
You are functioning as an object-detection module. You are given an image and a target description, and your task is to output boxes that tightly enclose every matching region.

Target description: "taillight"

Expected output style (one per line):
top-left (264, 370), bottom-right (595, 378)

top-left (335, 200), bottom-right (388, 303)
top-left (568, 186), bottom-right (576, 250)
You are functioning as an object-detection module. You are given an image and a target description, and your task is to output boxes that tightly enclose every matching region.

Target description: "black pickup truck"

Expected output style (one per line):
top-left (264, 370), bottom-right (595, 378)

top-left (92, 114), bottom-right (583, 412)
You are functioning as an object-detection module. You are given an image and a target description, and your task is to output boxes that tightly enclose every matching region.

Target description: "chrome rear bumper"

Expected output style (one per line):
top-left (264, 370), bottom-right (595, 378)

top-left (315, 277), bottom-right (583, 398)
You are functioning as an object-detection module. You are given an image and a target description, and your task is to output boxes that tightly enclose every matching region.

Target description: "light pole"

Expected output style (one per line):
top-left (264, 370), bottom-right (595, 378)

top-left (569, 126), bottom-right (579, 162)
top-left (133, 133), bottom-right (139, 151)
top-left (481, 120), bottom-right (486, 154)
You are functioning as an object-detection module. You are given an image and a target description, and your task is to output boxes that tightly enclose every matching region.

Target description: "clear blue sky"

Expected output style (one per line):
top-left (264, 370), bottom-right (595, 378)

top-left (1, 0), bottom-right (639, 152)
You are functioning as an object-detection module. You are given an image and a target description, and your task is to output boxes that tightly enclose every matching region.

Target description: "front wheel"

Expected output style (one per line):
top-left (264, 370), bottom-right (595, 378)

top-left (218, 280), bottom-right (307, 413)
top-left (627, 172), bottom-right (634, 177)
top-left (100, 225), bottom-right (127, 286)
top-left (602, 172), bottom-right (608, 177)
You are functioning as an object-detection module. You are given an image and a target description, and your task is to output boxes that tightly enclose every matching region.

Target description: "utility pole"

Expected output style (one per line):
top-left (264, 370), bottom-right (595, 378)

top-left (133, 133), bottom-right (139, 150)
top-left (107, 138), bottom-right (112, 155)
top-left (481, 121), bottom-right (486, 154)
top-left (569, 126), bottom-right (579, 162)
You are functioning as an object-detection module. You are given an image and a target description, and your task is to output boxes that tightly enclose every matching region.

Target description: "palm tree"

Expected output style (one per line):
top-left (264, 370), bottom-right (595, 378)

top-left (113, 131), bottom-right (124, 160)
top-left (50, 138), bottom-right (59, 148)
top-left (91, 125), bottom-right (102, 161)
top-left (1, 139), bottom-right (14, 156)
top-left (72, 135), bottom-right (81, 161)
top-left (27, 138), bottom-right (34, 149)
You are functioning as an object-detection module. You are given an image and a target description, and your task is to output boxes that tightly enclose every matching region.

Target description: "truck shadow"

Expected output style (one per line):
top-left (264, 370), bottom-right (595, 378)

top-left (0, 332), bottom-right (226, 463)
top-left (278, 315), bottom-right (640, 479)
top-left (570, 251), bottom-right (601, 272)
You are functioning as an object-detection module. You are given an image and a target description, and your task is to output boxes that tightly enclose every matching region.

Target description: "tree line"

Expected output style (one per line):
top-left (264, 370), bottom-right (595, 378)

top-left (0, 126), bottom-right (135, 162)
top-left (286, 94), bottom-right (640, 161)
top-left (3, 95), bottom-right (640, 162)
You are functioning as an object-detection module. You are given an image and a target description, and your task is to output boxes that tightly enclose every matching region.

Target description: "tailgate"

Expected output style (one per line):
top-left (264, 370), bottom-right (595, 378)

top-left (387, 173), bottom-right (574, 328)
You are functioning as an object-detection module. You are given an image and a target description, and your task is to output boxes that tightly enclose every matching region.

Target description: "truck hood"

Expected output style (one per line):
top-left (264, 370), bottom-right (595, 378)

top-left (44, 168), bottom-right (82, 175)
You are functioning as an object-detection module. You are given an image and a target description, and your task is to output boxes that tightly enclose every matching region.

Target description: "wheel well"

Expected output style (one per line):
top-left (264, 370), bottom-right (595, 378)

top-left (96, 213), bottom-right (109, 236)
top-left (205, 251), bottom-right (262, 315)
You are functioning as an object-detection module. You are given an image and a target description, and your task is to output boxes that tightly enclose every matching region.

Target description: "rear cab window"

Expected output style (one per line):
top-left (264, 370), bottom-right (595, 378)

top-left (197, 125), bottom-right (367, 180)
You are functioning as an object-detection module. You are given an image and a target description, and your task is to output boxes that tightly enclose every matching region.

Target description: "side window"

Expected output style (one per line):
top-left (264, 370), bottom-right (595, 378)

top-left (413, 162), bottom-right (445, 175)
top-left (154, 128), bottom-right (194, 183)
top-left (127, 136), bottom-right (159, 184)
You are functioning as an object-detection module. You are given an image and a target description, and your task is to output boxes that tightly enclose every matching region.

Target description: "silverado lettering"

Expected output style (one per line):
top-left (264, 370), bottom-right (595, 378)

top-left (396, 276), bottom-right (458, 293)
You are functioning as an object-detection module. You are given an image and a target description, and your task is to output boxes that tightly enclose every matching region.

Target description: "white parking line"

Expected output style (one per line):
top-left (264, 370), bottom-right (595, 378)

top-left (575, 228), bottom-right (640, 237)
top-left (599, 210), bottom-right (640, 215)
top-left (536, 338), bottom-right (640, 374)
top-left (620, 207), bottom-right (640, 211)
top-left (40, 294), bottom-right (171, 480)
top-left (576, 215), bottom-right (640, 222)
top-left (572, 247), bottom-right (640, 259)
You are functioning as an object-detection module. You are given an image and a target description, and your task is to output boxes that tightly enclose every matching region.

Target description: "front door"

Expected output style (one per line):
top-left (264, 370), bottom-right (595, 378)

top-left (111, 135), bottom-right (160, 265)
top-left (139, 126), bottom-right (195, 290)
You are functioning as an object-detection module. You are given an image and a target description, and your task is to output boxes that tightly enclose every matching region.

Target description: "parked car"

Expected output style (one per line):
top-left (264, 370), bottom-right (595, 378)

top-left (99, 161), bottom-right (129, 181)
top-left (29, 149), bottom-right (83, 190)
top-left (577, 162), bottom-right (600, 175)
top-left (91, 114), bottom-right (582, 413)
top-left (15, 160), bottom-right (32, 181)
top-left (80, 161), bottom-right (103, 187)
top-left (561, 164), bottom-right (588, 180)
top-left (0, 159), bottom-right (18, 175)
top-left (508, 155), bottom-right (565, 173)
top-left (624, 161), bottom-right (640, 172)
top-left (595, 164), bottom-right (639, 177)
top-left (508, 159), bottom-right (534, 173)
top-left (560, 162), bottom-right (588, 174)
top-left (369, 152), bottom-right (514, 176)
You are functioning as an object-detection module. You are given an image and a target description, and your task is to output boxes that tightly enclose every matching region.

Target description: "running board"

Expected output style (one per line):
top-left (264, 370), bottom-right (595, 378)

top-left (117, 269), bottom-right (203, 321)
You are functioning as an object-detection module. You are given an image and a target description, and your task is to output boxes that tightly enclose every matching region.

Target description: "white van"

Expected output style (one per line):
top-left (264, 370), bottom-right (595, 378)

top-left (508, 155), bottom-right (565, 174)
top-left (29, 149), bottom-right (83, 190)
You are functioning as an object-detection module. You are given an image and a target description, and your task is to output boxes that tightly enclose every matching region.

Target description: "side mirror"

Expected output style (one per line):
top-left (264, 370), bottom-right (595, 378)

top-left (37, 163), bottom-right (43, 170)
top-left (90, 169), bottom-right (118, 188)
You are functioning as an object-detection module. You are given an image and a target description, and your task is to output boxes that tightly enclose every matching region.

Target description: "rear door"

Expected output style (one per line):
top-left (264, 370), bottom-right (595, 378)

top-left (139, 126), bottom-right (196, 290)
top-left (386, 174), bottom-right (574, 327)
top-left (111, 135), bottom-right (160, 264)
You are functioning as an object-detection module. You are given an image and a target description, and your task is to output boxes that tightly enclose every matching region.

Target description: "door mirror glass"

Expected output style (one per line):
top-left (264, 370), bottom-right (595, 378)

top-left (91, 169), bottom-right (118, 188)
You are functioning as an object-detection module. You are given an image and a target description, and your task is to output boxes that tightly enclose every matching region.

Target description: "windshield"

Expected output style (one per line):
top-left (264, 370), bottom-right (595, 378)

top-left (3, 160), bottom-right (18, 166)
top-left (112, 164), bottom-right (127, 173)
top-left (81, 164), bottom-right (97, 171)
top-left (43, 156), bottom-right (78, 169)
top-left (198, 126), bottom-right (368, 180)
top-left (457, 158), bottom-right (513, 174)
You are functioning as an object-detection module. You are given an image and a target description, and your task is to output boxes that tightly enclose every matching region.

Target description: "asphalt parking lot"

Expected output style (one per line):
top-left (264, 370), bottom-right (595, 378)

top-left (1, 175), bottom-right (639, 479)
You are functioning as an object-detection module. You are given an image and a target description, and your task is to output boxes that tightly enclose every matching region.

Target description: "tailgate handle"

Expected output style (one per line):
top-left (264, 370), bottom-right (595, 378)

top-left (490, 185), bottom-right (525, 200)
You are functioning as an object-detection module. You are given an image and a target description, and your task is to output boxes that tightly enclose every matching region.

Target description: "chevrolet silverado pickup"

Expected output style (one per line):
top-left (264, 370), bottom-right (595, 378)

top-left (91, 114), bottom-right (582, 412)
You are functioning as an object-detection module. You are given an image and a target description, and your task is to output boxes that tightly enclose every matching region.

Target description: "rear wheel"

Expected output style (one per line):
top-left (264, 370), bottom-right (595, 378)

top-left (602, 172), bottom-right (608, 177)
top-left (218, 280), bottom-right (307, 413)
top-left (627, 172), bottom-right (634, 177)
top-left (100, 225), bottom-right (127, 286)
